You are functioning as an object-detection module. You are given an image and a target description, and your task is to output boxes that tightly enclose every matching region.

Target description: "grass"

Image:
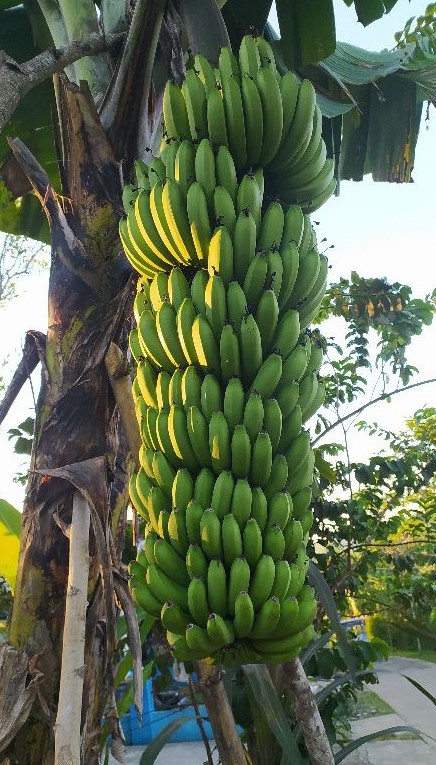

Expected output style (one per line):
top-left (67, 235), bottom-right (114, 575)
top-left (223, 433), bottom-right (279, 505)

top-left (351, 690), bottom-right (394, 719)
top-left (390, 649), bottom-right (436, 664)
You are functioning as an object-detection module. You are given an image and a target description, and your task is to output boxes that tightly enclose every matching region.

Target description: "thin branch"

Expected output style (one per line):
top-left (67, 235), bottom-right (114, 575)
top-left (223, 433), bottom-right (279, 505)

top-left (0, 331), bottom-right (46, 427)
top-left (0, 32), bottom-right (125, 133)
top-left (189, 676), bottom-right (214, 765)
top-left (54, 491), bottom-right (91, 765)
top-left (341, 537), bottom-right (436, 553)
top-left (313, 377), bottom-right (436, 445)
top-left (282, 659), bottom-right (335, 765)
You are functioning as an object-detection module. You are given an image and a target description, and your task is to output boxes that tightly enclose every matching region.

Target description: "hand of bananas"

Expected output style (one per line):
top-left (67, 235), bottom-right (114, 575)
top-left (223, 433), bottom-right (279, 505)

top-left (124, 35), bottom-right (331, 665)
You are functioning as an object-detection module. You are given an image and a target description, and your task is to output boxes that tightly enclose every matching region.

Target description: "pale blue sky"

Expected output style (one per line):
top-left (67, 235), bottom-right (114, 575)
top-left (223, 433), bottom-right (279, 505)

top-left (0, 0), bottom-right (435, 507)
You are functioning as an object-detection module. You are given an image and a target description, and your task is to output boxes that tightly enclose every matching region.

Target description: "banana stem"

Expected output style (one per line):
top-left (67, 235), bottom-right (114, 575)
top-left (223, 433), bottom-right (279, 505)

top-left (189, 676), bottom-right (214, 765)
top-left (54, 491), bottom-right (91, 765)
top-left (196, 661), bottom-right (247, 765)
top-left (105, 342), bottom-right (141, 470)
top-left (282, 658), bottom-right (335, 765)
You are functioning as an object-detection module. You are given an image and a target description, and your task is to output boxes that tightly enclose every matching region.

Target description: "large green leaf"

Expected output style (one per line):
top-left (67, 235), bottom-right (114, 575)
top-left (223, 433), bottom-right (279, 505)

top-left (0, 498), bottom-right (21, 592)
top-left (221, 0), bottom-right (274, 49)
top-left (138, 716), bottom-right (197, 765)
top-left (243, 664), bottom-right (305, 765)
top-left (277, 0), bottom-right (336, 69)
top-left (0, 5), bottom-right (57, 242)
top-left (334, 726), bottom-right (422, 763)
top-left (367, 74), bottom-right (421, 182)
top-left (320, 42), bottom-right (404, 87)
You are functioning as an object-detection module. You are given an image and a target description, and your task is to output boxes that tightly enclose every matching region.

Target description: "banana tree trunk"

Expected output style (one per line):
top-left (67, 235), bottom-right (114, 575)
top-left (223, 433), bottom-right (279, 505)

top-left (3, 79), bottom-right (130, 765)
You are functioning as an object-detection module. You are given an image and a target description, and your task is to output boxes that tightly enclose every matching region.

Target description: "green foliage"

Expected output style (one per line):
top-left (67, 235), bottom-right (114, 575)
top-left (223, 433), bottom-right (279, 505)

top-left (319, 274), bottom-right (435, 384)
top-left (0, 498), bottom-right (21, 593)
top-left (395, 3), bottom-right (436, 50)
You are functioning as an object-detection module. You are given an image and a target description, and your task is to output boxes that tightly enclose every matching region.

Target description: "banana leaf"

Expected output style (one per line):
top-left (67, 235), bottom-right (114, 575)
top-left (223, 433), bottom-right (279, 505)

top-left (138, 716), bottom-right (198, 765)
top-left (0, 498), bottom-right (21, 592)
top-left (243, 664), bottom-right (305, 765)
top-left (307, 562), bottom-right (356, 672)
top-left (334, 725), bottom-right (422, 763)
top-left (403, 676), bottom-right (436, 706)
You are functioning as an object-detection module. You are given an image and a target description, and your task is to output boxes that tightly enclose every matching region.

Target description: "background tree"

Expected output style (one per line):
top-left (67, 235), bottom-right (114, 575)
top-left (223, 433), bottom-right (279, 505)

top-left (0, 1), bottom-right (435, 764)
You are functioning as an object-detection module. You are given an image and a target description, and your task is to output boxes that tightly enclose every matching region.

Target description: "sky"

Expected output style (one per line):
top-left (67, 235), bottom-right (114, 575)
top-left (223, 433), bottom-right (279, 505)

top-left (0, 0), bottom-right (435, 508)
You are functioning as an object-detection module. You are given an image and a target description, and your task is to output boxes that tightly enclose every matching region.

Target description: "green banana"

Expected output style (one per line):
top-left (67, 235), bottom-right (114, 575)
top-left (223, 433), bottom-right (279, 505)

top-left (207, 86), bottom-right (229, 148)
top-left (185, 501), bottom-right (204, 544)
top-left (230, 477), bottom-right (252, 528)
top-left (271, 560), bottom-right (292, 601)
top-left (162, 80), bottom-right (190, 140)
top-left (228, 557), bottom-right (251, 616)
top-left (161, 601), bottom-right (191, 634)
top-left (154, 538), bottom-right (190, 587)
top-left (146, 564), bottom-right (189, 611)
top-left (231, 425), bottom-right (252, 480)
top-left (187, 181), bottom-right (211, 264)
top-left (223, 377), bottom-right (245, 432)
top-left (181, 365), bottom-right (202, 411)
top-left (207, 613), bottom-right (235, 647)
top-left (220, 324), bottom-right (241, 383)
top-left (242, 518), bottom-right (263, 569)
top-left (208, 225), bottom-right (234, 286)
top-left (233, 590), bottom-right (255, 638)
top-left (243, 392), bottom-right (264, 443)
top-left (167, 507), bottom-right (189, 557)
top-left (263, 524), bottom-right (286, 561)
top-left (222, 512), bottom-right (243, 568)
top-left (247, 351), bottom-right (282, 399)
top-left (207, 559), bottom-right (228, 616)
top-left (250, 487), bottom-right (268, 532)
top-left (233, 211), bottom-right (257, 285)
top-left (267, 491), bottom-right (292, 530)
top-left (201, 373), bottom-right (223, 422)
top-left (262, 398), bottom-right (283, 453)
top-left (211, 470), bottom-right (235, 520)
top-left (222, 74), bottom-right (247, 170)
top-left (250, 432), bottom-right (273, 488)
top-left (250, 596), bottom-right (281, 639)
top-left (156, 370), bottom-right (171, 410)
top-left (177, 297), bottom-right (199, 366)
top-left (241, 73), bottom-right (263, 167)
top-left (249, 554), bottom-right (275, 612)
top-left (215, 144), bottom-right (238, 203)
top-left (239, 313), bottom-right (263, 387)
top-left (255, 289), bottom-right (279, 353)
top-left (209, 410), bottom-right (231, 473)
top-left (182, 68), bottom-right (208, 140)
top-left (168, 266), bottom-right (190, 312)
top-left (188, 577), bottom-right (210, 627)
top-left (200, 508), bottom-right (222, 560)
top-left (168, 405), bottom-right (199, 472)
top-left (192, 314), bottom-right (221, 375)
top-left (187, 404), bottom-right (212, 467)
top-left (194, 467), bottom-right (215, 509)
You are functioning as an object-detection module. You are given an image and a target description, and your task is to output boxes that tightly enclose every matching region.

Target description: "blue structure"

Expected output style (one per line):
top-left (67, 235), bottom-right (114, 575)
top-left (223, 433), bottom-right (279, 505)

top-left (120, 677), bottom-right (214, 745)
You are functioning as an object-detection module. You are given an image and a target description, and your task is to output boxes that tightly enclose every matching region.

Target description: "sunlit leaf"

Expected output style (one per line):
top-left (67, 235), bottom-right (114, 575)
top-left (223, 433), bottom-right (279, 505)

top-left (0, 498), bottom-right (21, 592)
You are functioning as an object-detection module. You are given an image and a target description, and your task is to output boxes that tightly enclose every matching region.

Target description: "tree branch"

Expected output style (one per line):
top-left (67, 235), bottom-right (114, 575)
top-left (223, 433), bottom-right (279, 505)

top-left (282, 659), bottom-right (335, 765)
top-left (104, 342), bottom-right (141, 470)
top-left (195, 661), bottom-right (247, 765)
top-left (0, 32), bottom-right (125, 133)
top-left (313, 377), bottom-right (436, 445)
top-left (54, 491), bottom-right (91, 765)
top-left (0, 331), bottom-right (46, 427)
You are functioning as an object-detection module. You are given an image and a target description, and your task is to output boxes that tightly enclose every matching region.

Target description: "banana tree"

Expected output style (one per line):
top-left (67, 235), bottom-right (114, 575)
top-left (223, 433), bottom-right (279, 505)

top-left (0, 1), bottom-right (434, 764)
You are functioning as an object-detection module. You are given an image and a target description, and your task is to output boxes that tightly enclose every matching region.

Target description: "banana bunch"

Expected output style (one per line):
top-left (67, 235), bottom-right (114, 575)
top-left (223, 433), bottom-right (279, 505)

top-left (123, 37), bottom-right (332, 666)
top-left (160, 35), bottom-right (335, 211)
